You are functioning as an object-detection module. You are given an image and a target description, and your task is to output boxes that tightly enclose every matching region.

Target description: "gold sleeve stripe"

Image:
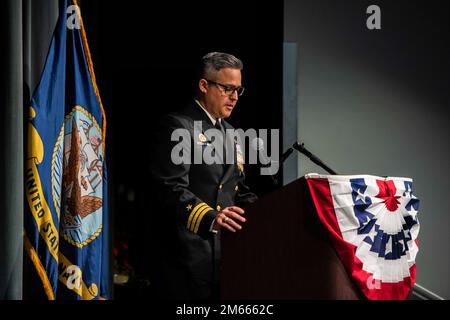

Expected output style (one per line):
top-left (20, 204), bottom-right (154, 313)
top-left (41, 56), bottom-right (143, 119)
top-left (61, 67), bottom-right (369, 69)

top-left (187, 203), bottom-right (207, 230)
top-left (193, 209), bottom-right (212, 234)
top-left (191, 206), bottom-right (211, 233)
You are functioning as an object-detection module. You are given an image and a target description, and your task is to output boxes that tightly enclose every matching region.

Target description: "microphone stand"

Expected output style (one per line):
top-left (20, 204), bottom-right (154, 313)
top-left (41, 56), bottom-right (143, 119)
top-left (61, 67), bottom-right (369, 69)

top-left (280, 147), bottom-right (294, 164)
top-left (263, 141), bottom-right (337, 189)
top-left (292, 141), bottom-right (337, 175)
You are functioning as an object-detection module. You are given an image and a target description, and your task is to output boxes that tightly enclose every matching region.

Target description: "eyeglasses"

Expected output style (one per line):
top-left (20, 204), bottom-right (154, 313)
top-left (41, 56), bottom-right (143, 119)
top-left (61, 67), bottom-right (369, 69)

top-left (205, 79), bottom-right (245, 96)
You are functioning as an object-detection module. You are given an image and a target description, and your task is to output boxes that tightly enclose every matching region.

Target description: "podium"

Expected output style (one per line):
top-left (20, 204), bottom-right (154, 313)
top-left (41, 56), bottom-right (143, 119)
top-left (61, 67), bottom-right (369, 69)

top-left (220, 177), bottom-right (364, 300)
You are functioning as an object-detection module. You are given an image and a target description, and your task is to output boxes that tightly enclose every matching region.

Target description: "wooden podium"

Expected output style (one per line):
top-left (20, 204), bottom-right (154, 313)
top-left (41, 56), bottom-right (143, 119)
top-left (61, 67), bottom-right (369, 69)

top-left (220, 177), bottom-right (364, 300)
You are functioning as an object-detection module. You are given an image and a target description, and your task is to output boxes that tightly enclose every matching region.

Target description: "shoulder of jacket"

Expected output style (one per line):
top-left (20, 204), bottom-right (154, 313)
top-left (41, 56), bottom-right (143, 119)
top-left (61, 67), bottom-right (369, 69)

top-left (222, 119), bottom-right (235, 130)
top-left (162, 112), bottom-right (194, 128)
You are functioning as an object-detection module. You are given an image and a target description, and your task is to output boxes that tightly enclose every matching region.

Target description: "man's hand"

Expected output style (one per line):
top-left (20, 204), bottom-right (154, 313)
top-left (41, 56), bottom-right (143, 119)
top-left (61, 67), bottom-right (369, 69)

top-left (213, 206), bottom-right (246, 232)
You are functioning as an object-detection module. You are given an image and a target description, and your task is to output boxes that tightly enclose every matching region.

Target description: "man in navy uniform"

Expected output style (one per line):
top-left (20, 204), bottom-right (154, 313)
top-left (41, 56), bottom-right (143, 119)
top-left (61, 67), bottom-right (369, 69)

top-left (149, 52), bottom-right (257, 300)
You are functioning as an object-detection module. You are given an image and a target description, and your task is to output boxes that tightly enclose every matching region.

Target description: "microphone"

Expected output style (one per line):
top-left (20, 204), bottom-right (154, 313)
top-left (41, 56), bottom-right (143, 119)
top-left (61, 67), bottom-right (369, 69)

top-left (252, 139), bottom-right (295, 167)
top-left (280, 147), bottom-right (294, 164)
top-left (292, 141), bottom-right (337, 175)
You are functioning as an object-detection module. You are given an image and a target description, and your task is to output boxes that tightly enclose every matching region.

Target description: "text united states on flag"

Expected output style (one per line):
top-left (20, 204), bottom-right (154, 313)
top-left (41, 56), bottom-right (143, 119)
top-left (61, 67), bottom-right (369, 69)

top-left (306, 174), bottom-right (420, 300)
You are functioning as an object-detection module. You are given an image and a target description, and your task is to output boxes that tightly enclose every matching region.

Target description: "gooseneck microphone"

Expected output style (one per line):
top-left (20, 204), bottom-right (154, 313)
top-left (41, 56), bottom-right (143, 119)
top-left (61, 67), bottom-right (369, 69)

top-left (292, 141), bottom-right (337, 175)
top-left (280, 147), bottom-right (294, 164)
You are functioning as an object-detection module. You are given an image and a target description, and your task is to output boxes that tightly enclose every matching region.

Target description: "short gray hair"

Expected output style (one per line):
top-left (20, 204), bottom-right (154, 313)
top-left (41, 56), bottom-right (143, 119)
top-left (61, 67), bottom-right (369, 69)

top-left (199, 52), bottom-right (243, 80)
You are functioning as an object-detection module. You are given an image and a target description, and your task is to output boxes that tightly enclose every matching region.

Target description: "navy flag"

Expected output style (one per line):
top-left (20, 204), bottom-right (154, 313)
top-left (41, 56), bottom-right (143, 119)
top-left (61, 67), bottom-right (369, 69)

top-left (24, 0), bottom-right (109, 299)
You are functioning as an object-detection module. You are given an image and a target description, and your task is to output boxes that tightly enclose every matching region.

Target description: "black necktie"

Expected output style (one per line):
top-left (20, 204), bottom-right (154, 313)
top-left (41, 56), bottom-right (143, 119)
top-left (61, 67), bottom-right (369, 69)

top-left (214, 120), bottom-right (225, 135)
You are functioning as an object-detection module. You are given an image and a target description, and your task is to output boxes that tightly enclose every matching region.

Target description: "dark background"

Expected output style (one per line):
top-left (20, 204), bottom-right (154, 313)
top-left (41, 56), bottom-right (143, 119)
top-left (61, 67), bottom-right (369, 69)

top-left (81, 1), bottom-right (284, 297)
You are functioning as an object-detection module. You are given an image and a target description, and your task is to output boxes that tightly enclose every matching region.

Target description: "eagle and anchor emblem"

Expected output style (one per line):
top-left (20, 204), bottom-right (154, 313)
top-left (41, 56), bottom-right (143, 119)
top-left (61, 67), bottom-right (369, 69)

top-left (53, 106), bottom-right (104, 247)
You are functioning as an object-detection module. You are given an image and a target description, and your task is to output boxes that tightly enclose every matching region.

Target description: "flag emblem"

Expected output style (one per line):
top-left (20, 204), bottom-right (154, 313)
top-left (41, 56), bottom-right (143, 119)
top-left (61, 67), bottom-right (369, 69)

top-left (55, 106), bottom-right (104, 246)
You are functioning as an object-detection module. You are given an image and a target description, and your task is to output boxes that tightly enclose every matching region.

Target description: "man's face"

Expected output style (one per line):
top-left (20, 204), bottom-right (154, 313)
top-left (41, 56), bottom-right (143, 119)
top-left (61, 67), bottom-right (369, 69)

top-left (200, 68), bottom-right (242, 119)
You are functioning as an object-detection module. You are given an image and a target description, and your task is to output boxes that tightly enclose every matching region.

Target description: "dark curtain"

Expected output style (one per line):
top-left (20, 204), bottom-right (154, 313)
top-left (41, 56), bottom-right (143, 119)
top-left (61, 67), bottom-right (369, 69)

top-left (0, 0), bottom-right (58, 300)
top-left (0, 0), bottom-right (24, 300)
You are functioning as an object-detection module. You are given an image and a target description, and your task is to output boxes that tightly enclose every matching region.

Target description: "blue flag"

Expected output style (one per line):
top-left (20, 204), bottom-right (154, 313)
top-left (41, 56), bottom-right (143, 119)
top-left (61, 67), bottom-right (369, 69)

top-left (24, 0), bottom-right (109, 300)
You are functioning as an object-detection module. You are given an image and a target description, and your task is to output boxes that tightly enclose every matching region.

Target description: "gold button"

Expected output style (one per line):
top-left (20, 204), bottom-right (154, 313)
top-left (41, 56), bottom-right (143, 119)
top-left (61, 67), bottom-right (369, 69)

top-left (216, 205), bottom-right (221, 211)
top-left (219, 184), bottom-right (223, 189)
